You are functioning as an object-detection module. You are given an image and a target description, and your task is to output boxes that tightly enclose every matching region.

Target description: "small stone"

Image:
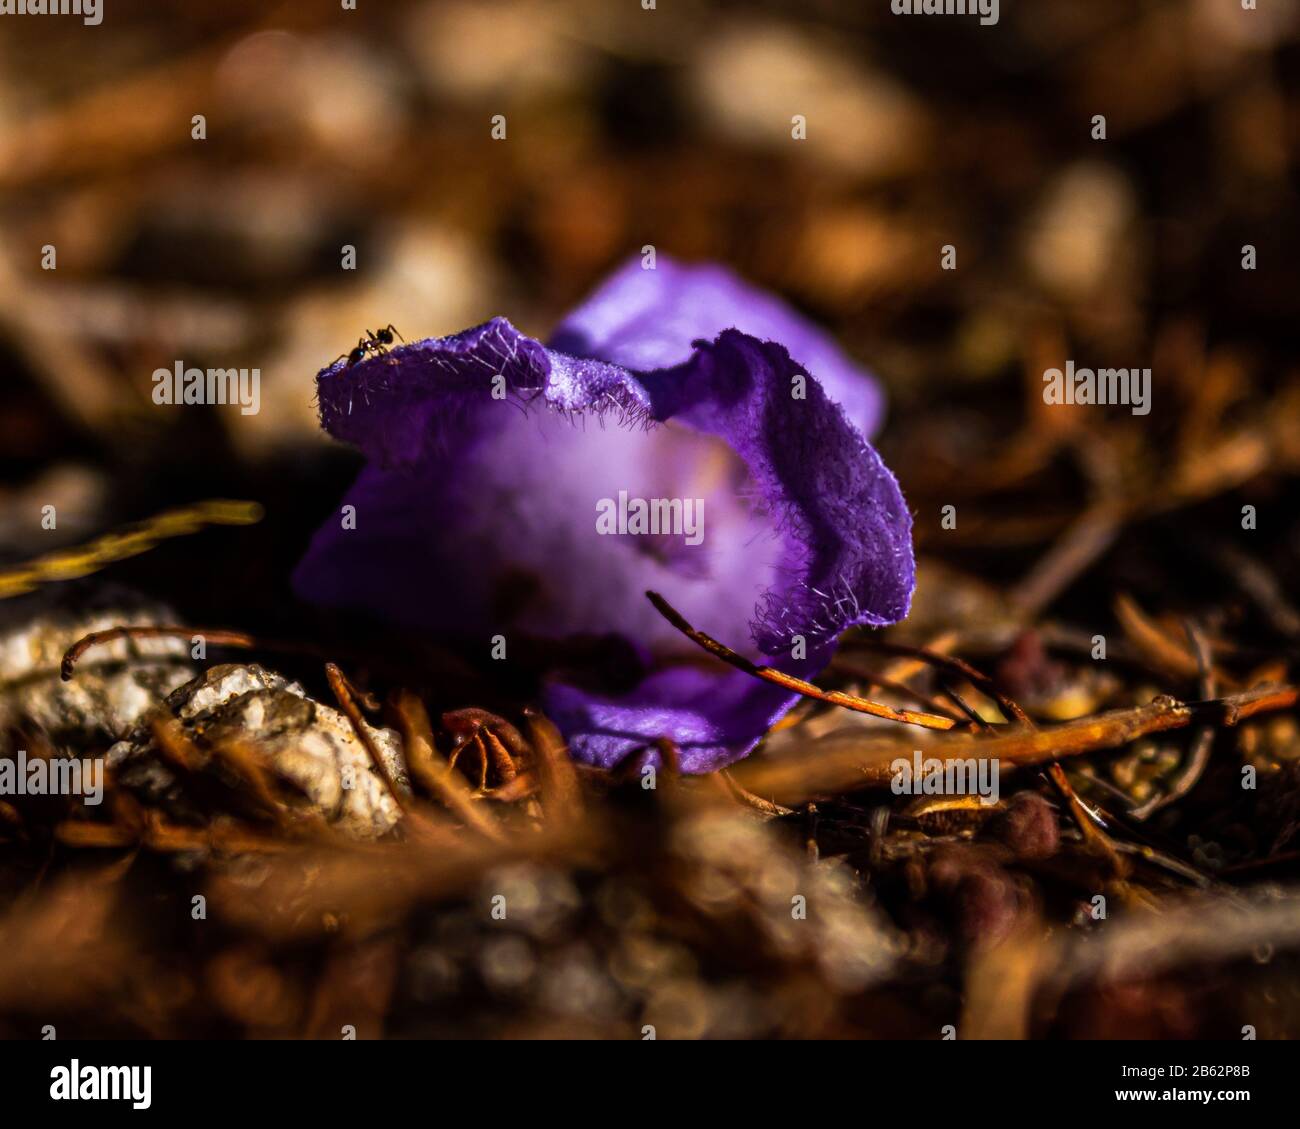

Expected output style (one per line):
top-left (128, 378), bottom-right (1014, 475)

top-left (0, 597), bottom-right (195, 754)
top-left (108, 663), bottom-right (408, 839)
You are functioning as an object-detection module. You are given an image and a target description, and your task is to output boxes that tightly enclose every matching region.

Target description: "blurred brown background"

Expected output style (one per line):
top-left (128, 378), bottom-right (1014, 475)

top-left (1, 0), bottom-right (1300, 1043)
top-left (2, 1), bottom-right (1296, 628)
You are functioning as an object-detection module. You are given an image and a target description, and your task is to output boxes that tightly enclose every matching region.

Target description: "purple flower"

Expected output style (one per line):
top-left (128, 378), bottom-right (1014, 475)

top-left (294, 255), bottom-right (914, 772)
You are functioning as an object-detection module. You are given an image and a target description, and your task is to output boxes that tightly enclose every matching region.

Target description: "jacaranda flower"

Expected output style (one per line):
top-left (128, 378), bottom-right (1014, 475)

top-left (294, 255), bottom-right (914, 772)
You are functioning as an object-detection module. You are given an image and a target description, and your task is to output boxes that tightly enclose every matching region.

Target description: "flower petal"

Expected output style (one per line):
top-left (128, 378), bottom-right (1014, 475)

top-left (295, 314), bottom-right (912, 771)
top-left (549, 254), bottom-right (885, 437)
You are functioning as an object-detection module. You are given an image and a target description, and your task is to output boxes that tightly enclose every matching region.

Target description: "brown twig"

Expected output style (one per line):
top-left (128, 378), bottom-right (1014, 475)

top-left (61, 620), bottom-right (354, 684)
top-left (523, 709), bottom-right (582, 823)
top-left (484, 770), bottom-right (539, 803)
top-left (1011, 499), bottom-right (1124, 621)
top-left (1, 500), bottom-right (263, 600)
top-left (1130, 620), bottom-right (1217, 821)
top-left (937, 679), bottom-right (994, 730)
top-left (1046, 759), bottom-right (1125, 872)
top-left (325, 663), bottom-right (405, 812)
top-left (54, 816), bottom-right (294, 855)
top-left (826, 657), bottom-right (966, 723)
top-left (720, 771), bottom-right (795, 817)
top-left (391, 690), bottom-right (503, 841)
top-left (731, 684), bottom-right (1299, 802)
top-left (872, 626), bottom-right (1122, 865)
top-left (653, 737), bottom-right (681, 777)
top-left (849, 636), bottom-right (1032, 726)
top-left (1201, 539), bottom-right (1300, 640)
top-left (645, 591), bottom-right (959, 732)
top-left (62, 625), bottom-right (256, 681)
top-left (1114, 593), bottom-right (1217, 685)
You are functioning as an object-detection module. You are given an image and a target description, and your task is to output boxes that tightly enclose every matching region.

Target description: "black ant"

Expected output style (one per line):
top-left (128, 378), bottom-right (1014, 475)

top-left (366, 323), bottom-right (404, 350)
top-left (331, 324), bottom-right (406, 368)
top-left (332, 341), bottom-right (373, 368)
